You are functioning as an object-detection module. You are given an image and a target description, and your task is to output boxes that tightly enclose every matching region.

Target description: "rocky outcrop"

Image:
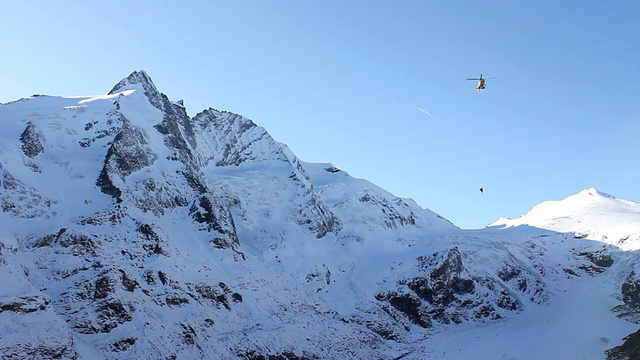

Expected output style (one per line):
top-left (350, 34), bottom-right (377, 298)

top-left (0, 294), bottom-right (50, 314)
top-left (19, 121), bottom-right (44, 158)
top-left (613, 272), bottom-right (640, 324)
top-left (189, 195), bottom-right (239, 248)
top-left (0, 163), bottom-right (55, 219)
top-left (376, 247), bottom-right (536, 328)
top-left (0, 341), bottom-right (78, 360)
top-left (96, 118), bottom-right (158, 201)
top-left (296, 189), bottom-right (341, 238)
top-left (359, 191), bottom-right (416, 229)
top-left (239, 350), bottom-right (319, 360)
top-left (576, 248), bottom-right (615, 275)
top-left (194, 109), bottom-right (288, 167)
top-left (606, 328), bottom-right (640, 360)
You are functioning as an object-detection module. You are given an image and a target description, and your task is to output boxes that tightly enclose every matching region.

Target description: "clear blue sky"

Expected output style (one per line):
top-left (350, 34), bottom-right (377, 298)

top-left (1, 1), bottom-right (638, 228)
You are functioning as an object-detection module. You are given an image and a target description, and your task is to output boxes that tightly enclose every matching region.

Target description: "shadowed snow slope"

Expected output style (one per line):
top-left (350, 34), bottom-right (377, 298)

top-left (1, 71), bottom-right (639, 360)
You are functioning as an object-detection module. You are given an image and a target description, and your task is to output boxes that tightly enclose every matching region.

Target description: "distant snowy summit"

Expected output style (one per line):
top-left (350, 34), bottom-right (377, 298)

top-left (492, 187), bottom-right (640, 250)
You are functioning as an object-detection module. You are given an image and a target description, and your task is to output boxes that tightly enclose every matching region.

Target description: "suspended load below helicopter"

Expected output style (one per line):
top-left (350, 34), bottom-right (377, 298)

top-left (466, 74), bottom-right (494, 91)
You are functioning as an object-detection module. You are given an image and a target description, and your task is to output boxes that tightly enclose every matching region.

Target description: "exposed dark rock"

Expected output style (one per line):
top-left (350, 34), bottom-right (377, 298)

top-left (189, 196), bottom-right (239, 248)
top-left (182, 170), bottom-right (208, 194)
top-left (376, 247), bottom-right (524, 328)
top-left (137, 223), bottom-right (169, 256)
top-left (517, 278), bottom-right (528, 292)
top-left (194, 282), bottom-right (233, 310)
top-left (498, 261), bottom-right (546, 304)
top-left (144, 270), bottom-right (157, 286)
top-left (60, 233), bottom-right (98, 258)
top-left (617, 274), bottom-right (640, 318)
top-left (69, 291), bottom-right (135, 335)
top-left (140, 74), bottom-right (199, 166)
top-left (376, 291), bottom-right (432, 328)
top-left (96, 119), bottom-right (158, 201)
top-left (365, 320), bottom-right (399, 340)
top-left (606, 328), bottom-right (640, 360)
top-left (94, 275), bottom-right (117, 299)
top-left (496, 290), bottom-right (519, 311)
top-left (431, 248), bottom-right (464, 280)
top-left (20, 121), bottom-right (45, 158)
top-left (111, 337), bottom-right (137, 352)
top-left (119, 269), bottom-right (138, 292)
top-left (158, 271), bottom-right (169, 286)
top-left (96, 299), bottom-right (134, 333)
top-left (358, 192), bottom-right (416, 229)
top-left (0, 294), bottom-right (50, 313)
top-left (166, 295), bottom-right (189, 308)
top-left (474, 304), bottom-right (499, 319)
top-left (324, 166), bottom-right (342, 173)
top-left (239, 350), bottom-right (319, 360)
top-left (563, 268), bottom-right (579, 276)
top-left (498, 265), bottom-right (522, 282)
top-left (193, 110), bottom-right (281, 167)
top-left (623, 281), bottom-right (640, 308)
top-left (579, 250), bottom-right (614, 268)
top-left (297, 191), bottom-right (341, 238)
top-left (28, 228), bottom-right (67, 248)
top-left (1, 163), bottom-right (54, 218)
top-left (578, 264), bottom-right (607, 275)
top-left (79, 112), bottom-right (121, 148)
top-left (180, 323), bottom-right (197, 345)
top-left (28, 229), bottom-right (99, 260)
top-left (408, 248), bottom-right (475, 310)
top-left (109, 70), bottom-right (165, 112)
top-left (0, 343), bottom-right (78, 360)
top-left (96, 166), bottom-right (122, 201)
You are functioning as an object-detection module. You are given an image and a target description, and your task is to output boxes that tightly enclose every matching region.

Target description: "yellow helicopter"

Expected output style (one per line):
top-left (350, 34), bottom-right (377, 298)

top-left (466, 74), bottom-right (494, 91)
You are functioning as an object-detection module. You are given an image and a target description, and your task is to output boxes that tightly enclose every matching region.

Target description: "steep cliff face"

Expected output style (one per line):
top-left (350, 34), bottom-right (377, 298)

top-left (0, 71), bottom-right (638, 359)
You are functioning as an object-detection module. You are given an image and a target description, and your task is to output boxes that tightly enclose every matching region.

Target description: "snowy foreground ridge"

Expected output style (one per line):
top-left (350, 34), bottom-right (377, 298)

top-left (1, 71), bottom-right (640, 360)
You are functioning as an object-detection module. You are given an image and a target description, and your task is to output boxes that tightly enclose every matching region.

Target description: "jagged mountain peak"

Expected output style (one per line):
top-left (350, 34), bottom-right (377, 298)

top-left (108, 70), bottom-right (165, 111)
top-left (108, 70), bottom-right (157, 95)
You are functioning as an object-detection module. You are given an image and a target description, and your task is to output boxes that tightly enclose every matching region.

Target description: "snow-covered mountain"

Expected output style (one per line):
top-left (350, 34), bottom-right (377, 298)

top-left (492, 188), bottom-right (640, 251)
top-left (1, 71), bottom-right (638, 359)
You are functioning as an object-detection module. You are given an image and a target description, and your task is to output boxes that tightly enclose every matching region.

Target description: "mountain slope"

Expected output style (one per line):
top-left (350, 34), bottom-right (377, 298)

top-left (492, 188), bottom-right (640, 251)
top-left (1, 71), bottom-right (638, 359)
